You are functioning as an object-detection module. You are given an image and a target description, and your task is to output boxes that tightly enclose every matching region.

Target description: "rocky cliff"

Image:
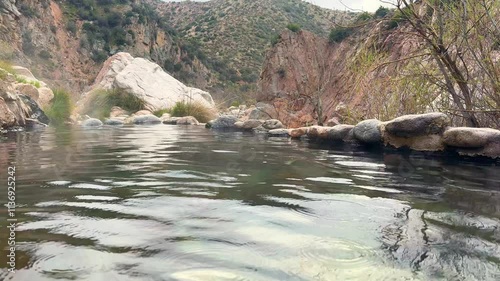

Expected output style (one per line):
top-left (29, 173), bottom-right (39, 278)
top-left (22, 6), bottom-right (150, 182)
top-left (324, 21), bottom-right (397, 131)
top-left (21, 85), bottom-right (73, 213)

top-left (0, 0), bottom-right (211, 93)
top-left (258, 25), bottom-right (424, 128)
top-left (0, 66), bottom-right (51, 130)
top-left (258, 4), bottom-right (500, 128)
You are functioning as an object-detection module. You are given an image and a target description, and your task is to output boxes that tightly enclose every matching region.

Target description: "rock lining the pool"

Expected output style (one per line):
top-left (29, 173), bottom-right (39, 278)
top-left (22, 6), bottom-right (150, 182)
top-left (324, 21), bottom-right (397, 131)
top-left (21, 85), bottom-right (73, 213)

top-left (207, 112), bottom-right (500, 159)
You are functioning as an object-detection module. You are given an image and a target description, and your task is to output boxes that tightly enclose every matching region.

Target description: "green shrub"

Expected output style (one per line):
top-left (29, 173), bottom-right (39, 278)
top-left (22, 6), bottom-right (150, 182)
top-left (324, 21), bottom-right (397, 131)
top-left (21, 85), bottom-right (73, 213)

top-left (46, 89), bottom-right (73, 126)
top-left (286, 23), bottom-right (301, 32)
top-left (329, 26), bottom-right (354, 43)
top-left (15, 76), bottom-right (41, 88)
top-left (82, 89), bottom-right (145, 120)
top-left (271, 34), bottom-right (281, 46)
top-left (356, 12), bottom-right (372, 22)
top-left (170, 101), bottom-right (216, 123)
top-left (153, 109), bottom-right (171, 117)
top-left (374, 6), bottom-right (390, 18)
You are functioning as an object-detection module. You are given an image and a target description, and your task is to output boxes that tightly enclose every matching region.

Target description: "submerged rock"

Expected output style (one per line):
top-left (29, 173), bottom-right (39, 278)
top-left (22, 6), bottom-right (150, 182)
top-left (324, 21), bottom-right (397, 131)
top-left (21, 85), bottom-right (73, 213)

top-left (208, 115), bottom-right (238, 129)
top-left (104, 118), bottom-right (125, 126)
top-left (81, 118), bottom-right (103, 127)
top-left (385, 113), bottom-right (450, 138)
top-left (133, 115), bottom-right (162, 125)
top-left (353, 119), bottom-right (382, 144)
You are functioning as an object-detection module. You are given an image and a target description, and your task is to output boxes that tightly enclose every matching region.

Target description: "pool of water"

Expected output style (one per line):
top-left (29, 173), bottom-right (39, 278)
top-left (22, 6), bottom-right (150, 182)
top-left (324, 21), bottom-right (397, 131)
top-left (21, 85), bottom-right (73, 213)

top-left (0, 126), bottom-right (499, 280)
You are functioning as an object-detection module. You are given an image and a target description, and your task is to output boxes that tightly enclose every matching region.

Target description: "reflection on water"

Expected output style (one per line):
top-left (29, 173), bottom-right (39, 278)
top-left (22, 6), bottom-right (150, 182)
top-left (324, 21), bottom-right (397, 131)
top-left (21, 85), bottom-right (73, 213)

top-left (0, 126), bottom-right (499, 280)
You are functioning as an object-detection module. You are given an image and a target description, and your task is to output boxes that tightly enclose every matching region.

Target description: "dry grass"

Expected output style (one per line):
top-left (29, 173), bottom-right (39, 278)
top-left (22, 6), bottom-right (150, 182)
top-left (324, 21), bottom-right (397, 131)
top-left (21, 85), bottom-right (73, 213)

top-left (170, 101), bottom-right (217, 123)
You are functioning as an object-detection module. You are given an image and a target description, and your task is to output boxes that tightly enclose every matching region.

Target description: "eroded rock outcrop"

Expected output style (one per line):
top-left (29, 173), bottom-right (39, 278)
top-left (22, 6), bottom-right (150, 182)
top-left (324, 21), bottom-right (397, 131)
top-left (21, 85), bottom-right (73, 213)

top-left (0, 69), bottom-right (49, 130)
top-left (82, 52), bottom-right (215, 113)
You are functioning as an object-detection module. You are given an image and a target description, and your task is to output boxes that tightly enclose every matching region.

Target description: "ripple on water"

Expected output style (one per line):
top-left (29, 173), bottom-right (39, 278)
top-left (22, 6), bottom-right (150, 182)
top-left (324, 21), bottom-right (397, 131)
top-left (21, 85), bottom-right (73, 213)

top-left (305, 177), bottom-right (354, 185)
top-left (69, 183), bottom-right (110, 190)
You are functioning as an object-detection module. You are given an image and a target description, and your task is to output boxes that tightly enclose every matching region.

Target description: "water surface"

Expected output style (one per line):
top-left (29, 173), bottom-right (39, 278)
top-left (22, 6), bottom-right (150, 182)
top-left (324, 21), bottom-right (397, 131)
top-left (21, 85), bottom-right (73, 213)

top-left (0, 126), bottom-right (499, 280)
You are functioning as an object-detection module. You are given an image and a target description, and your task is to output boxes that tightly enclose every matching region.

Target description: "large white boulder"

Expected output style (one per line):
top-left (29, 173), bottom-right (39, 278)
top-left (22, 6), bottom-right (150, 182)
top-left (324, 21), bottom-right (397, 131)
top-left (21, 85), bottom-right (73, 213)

top-left (89, 52), bottom-right (215, 112)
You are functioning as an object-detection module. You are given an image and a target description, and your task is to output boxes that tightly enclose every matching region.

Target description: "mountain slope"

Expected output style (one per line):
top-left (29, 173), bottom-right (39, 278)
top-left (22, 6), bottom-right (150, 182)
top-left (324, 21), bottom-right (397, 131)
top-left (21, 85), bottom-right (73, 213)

top-left (153, 0), bottom-right (351, 93)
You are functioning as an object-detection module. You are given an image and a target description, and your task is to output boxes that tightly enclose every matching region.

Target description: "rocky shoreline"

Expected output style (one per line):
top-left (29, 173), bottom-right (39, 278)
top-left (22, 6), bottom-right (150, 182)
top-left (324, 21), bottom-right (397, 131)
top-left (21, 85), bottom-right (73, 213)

top-left (74, 108), bottom-right (500, 161)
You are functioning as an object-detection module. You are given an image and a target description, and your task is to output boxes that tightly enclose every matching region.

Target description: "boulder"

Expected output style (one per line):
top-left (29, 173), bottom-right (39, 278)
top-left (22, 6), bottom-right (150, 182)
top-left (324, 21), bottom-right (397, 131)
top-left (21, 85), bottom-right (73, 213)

top-left (353, 119), bottom-right (382, 144)
top-left (443, 128), bottom-right (500, 148)
top-left (208, 115), bottom-right (238, 129)
top-left (384, 113), bottom-right (450, 138)
top-left (89, 53), bottom-right (215, 111)
top-left (159, 113), bottom-right (172, 121)
top-left (327, 125), bottom-right (355, 141)
top-left (290, 127), bottom-right (309, 138)
top-left (242, 119), bottom-right (262, 130)
top-left (132, 110), bottom-right (153, 116)
top-left (176, 116), bottom-right (199, 125)
top-left (133, 114), bottom-right (162, 125)
top-left (307, 126), bottom-right (331, 139)
top-left (110, 106), bottom-right (128, 118)
top-left (81, 118), bottom-right (103, 127)
top-left (262, 119), bottom-right (284, 130)
top-left (163, 117), bottom-right (181, 125)
top-left (37, 87), bottom-right (54, 108)
top-left (15, 83), bottom-right (38, 101)
top-left (104, 118), bottom-right (125, 126)
top-left (268, 129), bottom-right (291, 137)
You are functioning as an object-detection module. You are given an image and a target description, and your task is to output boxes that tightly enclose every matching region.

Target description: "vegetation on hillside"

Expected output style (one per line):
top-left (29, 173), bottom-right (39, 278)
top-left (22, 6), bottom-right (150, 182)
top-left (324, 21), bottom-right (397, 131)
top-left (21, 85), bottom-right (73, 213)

top-left (161, 0), bottom-right (352, 89)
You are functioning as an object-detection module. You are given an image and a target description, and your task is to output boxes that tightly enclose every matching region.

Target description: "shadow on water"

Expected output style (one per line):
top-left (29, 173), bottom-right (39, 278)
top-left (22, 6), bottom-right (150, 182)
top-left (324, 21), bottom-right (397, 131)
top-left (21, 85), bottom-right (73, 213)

top-left (0, 126), bottom-right (499, 280)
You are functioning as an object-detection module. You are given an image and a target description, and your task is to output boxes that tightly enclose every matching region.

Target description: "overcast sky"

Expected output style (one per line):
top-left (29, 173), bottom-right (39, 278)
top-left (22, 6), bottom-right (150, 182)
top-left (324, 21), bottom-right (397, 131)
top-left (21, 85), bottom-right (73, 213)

top-left (163, 1), bottom-right (393, 12)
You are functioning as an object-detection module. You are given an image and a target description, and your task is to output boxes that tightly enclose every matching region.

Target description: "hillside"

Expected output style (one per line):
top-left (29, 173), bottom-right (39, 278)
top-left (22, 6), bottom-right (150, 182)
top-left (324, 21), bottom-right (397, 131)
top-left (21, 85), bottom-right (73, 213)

top-left (0, 0), bottom-right (212, 95)
top-left (148, 0), bottom-right (353, 99)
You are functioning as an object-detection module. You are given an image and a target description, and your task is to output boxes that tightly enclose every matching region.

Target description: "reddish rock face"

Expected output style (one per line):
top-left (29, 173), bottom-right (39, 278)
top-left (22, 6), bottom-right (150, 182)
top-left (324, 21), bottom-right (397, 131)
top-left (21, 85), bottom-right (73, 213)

top-left (258, 27), bottom-right (420, 127)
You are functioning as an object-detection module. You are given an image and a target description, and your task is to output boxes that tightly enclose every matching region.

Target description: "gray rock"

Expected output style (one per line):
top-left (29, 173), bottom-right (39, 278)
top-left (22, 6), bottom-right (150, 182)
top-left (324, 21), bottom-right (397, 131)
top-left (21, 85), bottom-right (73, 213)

top-left (163, 117), bottom-right (181, 125)
top-left (443, 127), bottom-right (500, 148)
top-left (104, 118), bottom-right (125, 126)
top-left (81, 118), bottom-right (103, 127)
top-left (268, 129), bottom-right (291, 137)
top-left (133, 114), bottom-right (162, 125)
top-left (248, 102), bottom-right (275, 120)
top-left (242, 119), bottom-right (262, 130)
top-left (353, 119), bottom-right (382, 144)
top-left (263, 119), bottom-right (284, 130)
top-left (327, 125), bottom-right (355, 141)
top-left (176, 116), bottom-right (199, 125)
top-left (253, 125), bottom-right (269, 134)
top-left (385, 113), bottom-right (450, 138)
top-left (209, 115), bottom-right (238, 129)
